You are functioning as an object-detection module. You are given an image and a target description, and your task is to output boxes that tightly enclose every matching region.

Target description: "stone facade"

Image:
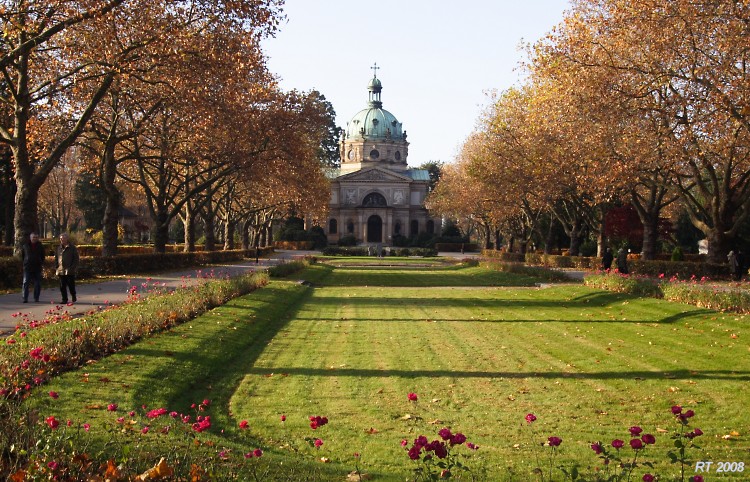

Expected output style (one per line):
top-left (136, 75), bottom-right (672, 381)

top-left (326, 71), bottom-right (438, 245)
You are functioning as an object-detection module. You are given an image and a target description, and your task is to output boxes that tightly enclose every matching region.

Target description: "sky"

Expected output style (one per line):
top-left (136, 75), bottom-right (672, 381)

top-left (262, 0), bottom-right (572, 166)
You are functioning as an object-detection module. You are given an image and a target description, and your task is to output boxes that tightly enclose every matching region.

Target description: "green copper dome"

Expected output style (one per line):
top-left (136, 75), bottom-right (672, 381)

top-left (345, 74), bottom-right (404, 140)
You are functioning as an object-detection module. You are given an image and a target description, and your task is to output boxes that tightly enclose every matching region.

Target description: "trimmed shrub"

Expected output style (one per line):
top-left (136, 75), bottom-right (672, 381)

top-left (661, 282), bottom-right (750, 313)
top-left (628, 260), bottom-right (727, 278)
top-left (584, 272), bottom-right (663, 297)
top-left (525, 253), bottom-right (601, 269)
top-left (268, 258), bottom-right (314, 277)
top-left (321, 246), bottom-right (368, 256)
top-left (434, 242), bottom-right (479, 252)
top-left (337, 234), bottom-right (357, 247)
top-left (481, 260), bottom-right (571, 282)
top-left (482, 249), bottom-right (525, 262)
top-left (391, 247), bottom-right (437, 257)
top-left (274, 241), bottom-right (314, 250)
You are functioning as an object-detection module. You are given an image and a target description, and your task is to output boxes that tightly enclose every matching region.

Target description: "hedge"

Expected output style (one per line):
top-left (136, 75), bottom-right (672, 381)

top-left (0, 247), bottom-right (274, 290)
top-left (274, 240), bottom-right (314, 250)
top-left (434, 242), bottom-right (479, 252)
top-left (481, 250), bottom-right (525, 262)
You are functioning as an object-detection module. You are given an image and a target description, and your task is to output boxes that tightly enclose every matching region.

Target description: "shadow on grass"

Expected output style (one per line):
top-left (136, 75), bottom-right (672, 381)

top-left (243, 366), bottom-right (750, 381)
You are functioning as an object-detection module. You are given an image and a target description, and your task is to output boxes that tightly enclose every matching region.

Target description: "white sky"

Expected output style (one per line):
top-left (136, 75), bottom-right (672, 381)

top-left (262, 0), bottom-right (571, 166)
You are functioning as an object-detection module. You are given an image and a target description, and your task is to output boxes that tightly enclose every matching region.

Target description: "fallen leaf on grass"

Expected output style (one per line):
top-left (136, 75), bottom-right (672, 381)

top-left (365, 427), bottom-right (378, 434)
top-left (347, 471), bottom-right (372, 481)
top-left (136, 457), bottom-right (174, 480)
top-left (428, 419), bottom-right (443, 425)
top-left (656, 428), bottom-right (669, 433)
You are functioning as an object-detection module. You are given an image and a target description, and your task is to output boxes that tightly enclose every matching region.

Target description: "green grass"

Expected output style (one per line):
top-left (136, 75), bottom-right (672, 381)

top-left (26, 263), bottom-right (750, 480)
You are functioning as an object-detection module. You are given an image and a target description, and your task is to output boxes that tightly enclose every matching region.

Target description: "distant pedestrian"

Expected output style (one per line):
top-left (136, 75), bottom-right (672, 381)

top-left (55, 233), bottom-right (79, 304)
top-left (21, 232), bottom-right (44, 303)
top-left (616, 248), bottom-right (629, 274)
top-left (728, 250), bottom-right (743, 281)
top-left (601, 247), bottom-right (614, 271)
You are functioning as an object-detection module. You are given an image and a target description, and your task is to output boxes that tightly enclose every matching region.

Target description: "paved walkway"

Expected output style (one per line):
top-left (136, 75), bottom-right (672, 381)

top-left (0, 250), bottom-right (310, 336)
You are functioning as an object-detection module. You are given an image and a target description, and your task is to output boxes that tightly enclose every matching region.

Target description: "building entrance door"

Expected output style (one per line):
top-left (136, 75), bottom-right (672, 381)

top-left (367, 215), bottom-right (383, 243)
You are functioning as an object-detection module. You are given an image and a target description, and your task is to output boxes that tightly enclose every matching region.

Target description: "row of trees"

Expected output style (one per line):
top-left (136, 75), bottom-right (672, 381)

top-left (1, 0), bottom-right (336, 256)
top-left (428, 0), bottom-right (750, 264)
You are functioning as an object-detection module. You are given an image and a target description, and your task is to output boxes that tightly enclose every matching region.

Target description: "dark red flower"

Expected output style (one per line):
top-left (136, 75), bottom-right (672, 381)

top-left (591, 443), bottom-right (604, 454)
top-left (547, 436), bottom-right (562, 447)
top-left (438, 428), bottom-right (452, 440)
top-left (629, 426), bottom-right (643, 436)
top-left (408, 446), bottom-right (421, 460)
top-left (525, 413), bottom-right (537, 424)
top-left (450, 433), bottom-right (466, 446)
top-left (612, 439), bottom-right (624, 449)
top-left (641, 434), bottom-right (656, 445)
top-left (630, 438), bottom-right (644, 450)
top-left (643, 474), bottom-right (655, 482)
top-left (671, 405), bottom-right (683, 415)
top-left (407, 392), bottom-right (418, 402)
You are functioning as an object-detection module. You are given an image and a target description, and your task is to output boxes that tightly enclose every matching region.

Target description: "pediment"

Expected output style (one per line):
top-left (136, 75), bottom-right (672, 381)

top-left (336, 167), bottom-right (412, 183)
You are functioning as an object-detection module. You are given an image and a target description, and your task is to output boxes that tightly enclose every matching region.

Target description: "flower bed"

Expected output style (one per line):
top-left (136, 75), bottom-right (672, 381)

top-left (585, 271), bottom-right (750, 313)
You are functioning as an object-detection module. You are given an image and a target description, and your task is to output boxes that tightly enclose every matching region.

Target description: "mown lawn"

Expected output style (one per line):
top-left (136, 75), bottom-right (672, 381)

top-left (29, 261), bottom-right (750, 480)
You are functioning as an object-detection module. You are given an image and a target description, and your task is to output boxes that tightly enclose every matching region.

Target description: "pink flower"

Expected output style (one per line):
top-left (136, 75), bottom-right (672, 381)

top-left (253, 448), bottom-right (263, 457)
top-left (643, 474), bottom-right (655, 482)
top-left (49, 391), bottom-right (58, 399)
top-left (141, 426), bottom-right (150, 434)
top-left (525, 413), bottom-right (537, 424)
top-left (129, 411), bottom-right (135, 417)
top-left (693, 428), bottom-right (703, 436)
top-left (641, 434), bottom-right (656, 445)
top-left (314, 438), bottom-right (323, 448)
top-left (547, 436), bottom-right (562, 447)
top-left (67, 419), bottom-right (72, 427)
top-left (46, 416), bottom-right (59, 429)
top-left (47, 461), bottom-right (59, 470)
top-left (629, 426), bottom-right (643, 436)
top-left (611, 439), bottom-right (624, 449)
top-left (116, 417), bottom-right (125, 424)
top-left (239, 420), bottom-right (249, 429)
top-left (466, 442), bottom-right (479, 450)
top-left (107, 403), bottom-right (118, 412)
top-left (83, 423), bottom-right (90, 432)
top-left (202, 399), bottom-right (211, 407)
top-left (280, 414), bottom-right (286, 422)
top-left (591, 443), bottom-right (604, 454)
top-left (401, 439), bottom-right (409, 447)
top-left (407, 392), bottom-right (418, 402)
top-left (630, 438), bottom-right (644, 450)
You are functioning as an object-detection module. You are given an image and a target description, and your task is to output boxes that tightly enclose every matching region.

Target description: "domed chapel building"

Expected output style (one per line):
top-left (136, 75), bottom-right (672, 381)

top-left (326, 69), bottom-right (439, 245)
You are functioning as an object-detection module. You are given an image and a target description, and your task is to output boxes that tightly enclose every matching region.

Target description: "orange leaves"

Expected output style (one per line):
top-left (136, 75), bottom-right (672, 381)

top-left (135, 457), bottom-right (174, 481)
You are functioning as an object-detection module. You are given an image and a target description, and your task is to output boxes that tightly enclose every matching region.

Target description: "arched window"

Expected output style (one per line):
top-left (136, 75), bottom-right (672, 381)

top-left (426, 220), bottom-right (435, 235)
top-left (329, 219), bottom-right (338, 234)
top-left (347, 221), bottom-right (355, 234)
top-left (394, 221), bottom-right (401, 235)
top-left (410, 220), bottom-right (419, 237)
top-left (362, 192), bottom-right (387, 207)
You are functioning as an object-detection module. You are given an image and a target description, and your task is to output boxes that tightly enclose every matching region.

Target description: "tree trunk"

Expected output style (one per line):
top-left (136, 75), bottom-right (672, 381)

top-left (544, 217), bottom-right (554, 254)
top-left (706, 228), bottom-right (732, 265)
top-left (241, 219), bottom-right (251, 250)
top-left (640, 216), bottom-right (660, 261)
top-left (223, 218), bottom-right (234, 250)
top-left (152, 210), bottom-right (169, 254)
top-left (568, 219), bottom-right (583, 256)
top-left (183, 203), bottom-right (196, 253)
top-left (203, 212), bottom-right (216, 251)
top-left (13, 177), bottom-right (39, 256)
top-left (482, 223), bottom-right (491, 250)
top-left (101, 156), bottom-right (120, 257)
top-left (597, 216), bottom-right (606, 257)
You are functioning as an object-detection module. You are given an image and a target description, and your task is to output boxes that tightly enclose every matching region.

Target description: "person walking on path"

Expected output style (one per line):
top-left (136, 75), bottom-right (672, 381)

top-left (728, 250), bottom-right (744, 281)
top-left (21, 232), bottom-right (45, 303)
top-left (55, 233), bottom-right (79, 304)
top-left (616, 248), bottom-right (629, 274)
top-left (601, 247), bottom-right (614, 271)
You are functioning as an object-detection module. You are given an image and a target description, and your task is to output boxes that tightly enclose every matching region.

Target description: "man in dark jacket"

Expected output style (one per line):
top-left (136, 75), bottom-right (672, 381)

top-left (601, 247), bottom-right (614, 271)
top-left (21, 232), bottom-right (45, 302)
top-left (55, 232), bottom-right (79, 304)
